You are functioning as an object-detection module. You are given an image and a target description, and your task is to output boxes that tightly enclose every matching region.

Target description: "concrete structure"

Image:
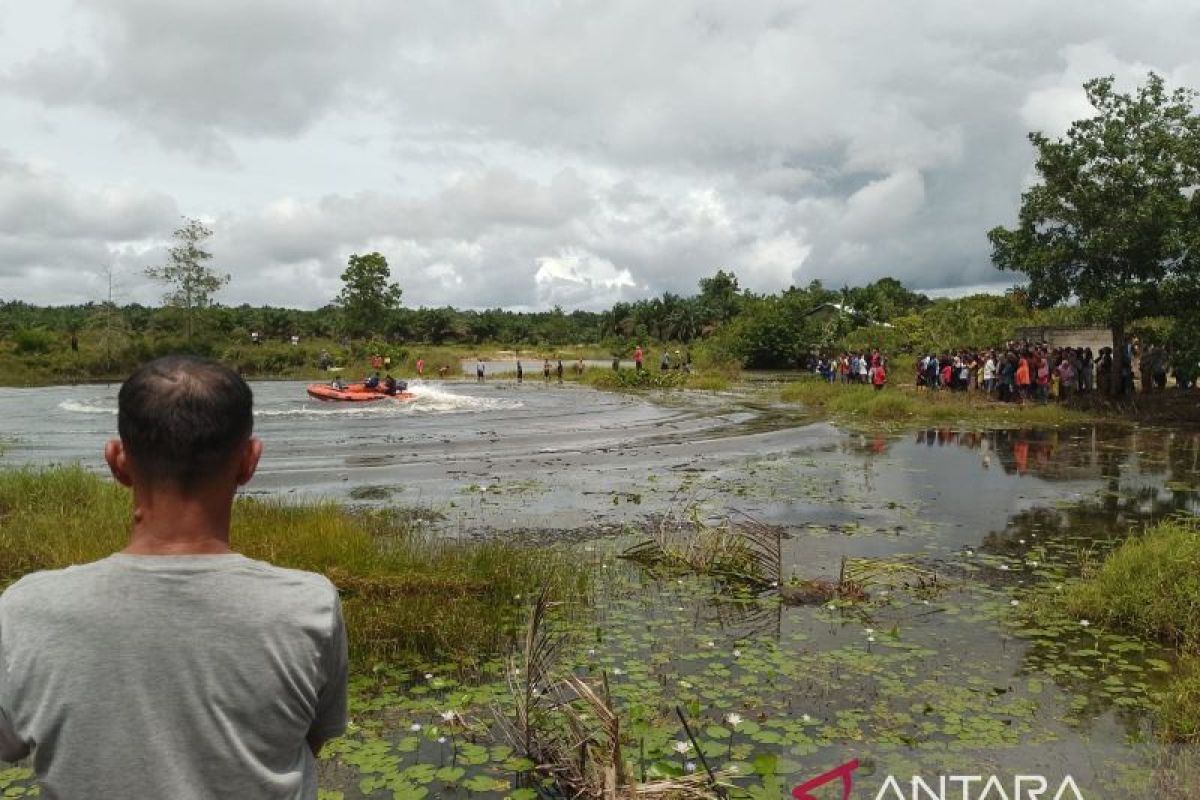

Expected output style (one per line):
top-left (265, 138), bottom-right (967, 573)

top-left (1011, 325), bottom-right (1113, 352)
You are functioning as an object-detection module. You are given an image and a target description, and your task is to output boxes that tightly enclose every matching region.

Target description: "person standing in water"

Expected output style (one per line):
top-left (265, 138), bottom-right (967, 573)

top-left (543, 359), bottom-right (551, 382)
top-left (516, 360), bottom-right (523, 384)
top-left (0, 355), bottom-right (347, 798)
top-left (476, 360), bottom-right (485, 382)
top-left (556, 359), bottom-right (564, 384)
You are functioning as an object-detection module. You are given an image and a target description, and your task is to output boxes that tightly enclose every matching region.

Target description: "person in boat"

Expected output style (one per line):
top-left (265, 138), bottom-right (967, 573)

top-left (383, 374), bottom-right (398, 395)
top-left (330, 377), bottom-right (345, 391)
top-left (364, 372), bottom-right (381, 390)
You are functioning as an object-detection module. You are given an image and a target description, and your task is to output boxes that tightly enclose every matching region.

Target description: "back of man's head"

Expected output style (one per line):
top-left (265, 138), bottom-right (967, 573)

top-left (118, 355), bottom-right (254, 491)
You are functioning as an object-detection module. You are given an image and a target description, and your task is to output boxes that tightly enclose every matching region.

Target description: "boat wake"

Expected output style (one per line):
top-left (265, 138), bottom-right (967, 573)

top-left (58, 382), bottom-right (522, 419)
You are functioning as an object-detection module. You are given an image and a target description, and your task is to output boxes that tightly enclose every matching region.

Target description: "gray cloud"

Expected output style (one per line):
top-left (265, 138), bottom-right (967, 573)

top-left (2, 2), bottom-right (1199, 307)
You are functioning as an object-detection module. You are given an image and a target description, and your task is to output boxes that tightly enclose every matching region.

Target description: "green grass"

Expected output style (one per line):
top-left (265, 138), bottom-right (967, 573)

top-left (778, 377), bottom-right (1098, 427)
top-left (1055, 516), bottom-right (1200, 742)
top-left (580, 367), bottom-right (735, 392)
top-left (1062, 516), bottom-right (1200, 652)
top-left (0, 466), bottom-right (589, 671)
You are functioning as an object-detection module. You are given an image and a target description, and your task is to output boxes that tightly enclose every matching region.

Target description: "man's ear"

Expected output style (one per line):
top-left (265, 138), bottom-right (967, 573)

top-left (104, 439), bottom-right (134, 487)
top-left (235, 437), bottom-right (263, 487)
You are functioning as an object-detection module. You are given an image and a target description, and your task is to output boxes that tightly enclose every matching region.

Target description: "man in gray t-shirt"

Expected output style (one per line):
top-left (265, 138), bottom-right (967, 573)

top-left (0, 355), bottom-right (348, 799)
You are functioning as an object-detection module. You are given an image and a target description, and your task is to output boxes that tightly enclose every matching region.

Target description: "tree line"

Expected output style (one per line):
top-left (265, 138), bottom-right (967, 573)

top-left (2, 72), bottom-right (1199, 389)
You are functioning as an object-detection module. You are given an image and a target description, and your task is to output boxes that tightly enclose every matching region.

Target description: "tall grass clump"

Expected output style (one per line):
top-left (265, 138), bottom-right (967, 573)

top-left (780, 377), bottom-right (1097, 427)
top-left (1062, 516), bottom-right (1200, 652)
top-left (0, 466), bottom-right (589, 670)
top-left (1059, 515), bottom-right (1200, 742)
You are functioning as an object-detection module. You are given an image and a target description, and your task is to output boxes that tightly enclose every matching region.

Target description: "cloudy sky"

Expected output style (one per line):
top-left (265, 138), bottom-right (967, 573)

top-left (1, 1), bottom-right (1198, 310)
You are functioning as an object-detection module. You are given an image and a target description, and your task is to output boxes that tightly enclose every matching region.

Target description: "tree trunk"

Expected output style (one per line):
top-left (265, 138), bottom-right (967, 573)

top-left (1111, 322), bottom-right (1126, 397)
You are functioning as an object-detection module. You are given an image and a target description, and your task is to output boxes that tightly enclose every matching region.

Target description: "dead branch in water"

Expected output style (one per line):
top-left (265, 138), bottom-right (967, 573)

top-left (496, 588), bottom-right (732, 800)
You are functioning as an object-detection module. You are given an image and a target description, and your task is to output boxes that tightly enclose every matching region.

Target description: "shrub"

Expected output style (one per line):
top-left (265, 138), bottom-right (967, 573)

top-left (12, 328), bottom-right (55, 355)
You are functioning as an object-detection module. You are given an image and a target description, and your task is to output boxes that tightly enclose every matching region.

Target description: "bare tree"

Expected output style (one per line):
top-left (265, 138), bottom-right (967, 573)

top-left (146, 217), bottom-right (229, 344)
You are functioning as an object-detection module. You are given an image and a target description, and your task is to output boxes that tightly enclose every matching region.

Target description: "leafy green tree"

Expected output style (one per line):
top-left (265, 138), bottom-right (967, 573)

top-left (415, 307), bottom-right (457, 344)
top-left (988, 73), bottom-right (1200, 391)
top-left (335, 252), bottom-right (402, 340)
top-left (698, 270), bottom-right (742, 326)
top-left (145, 217), bottom-right (229, 344)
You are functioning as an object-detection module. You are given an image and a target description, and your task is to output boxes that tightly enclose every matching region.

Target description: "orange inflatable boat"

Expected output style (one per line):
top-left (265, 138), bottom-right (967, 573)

top-left (306, 382), bottom-right (415, 403)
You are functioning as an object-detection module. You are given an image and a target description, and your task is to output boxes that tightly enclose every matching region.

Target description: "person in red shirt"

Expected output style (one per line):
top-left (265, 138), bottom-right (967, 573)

top-left (873, 362), bottom-right (887, 390)
top-left (416, 357), bottom-right (424, 377)
top-left (634, 346), bottom-right (644, 372)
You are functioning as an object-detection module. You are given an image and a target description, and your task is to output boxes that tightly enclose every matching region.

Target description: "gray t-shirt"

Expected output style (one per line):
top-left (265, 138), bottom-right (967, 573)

top-left (0, 553), bottom-right (348, 799)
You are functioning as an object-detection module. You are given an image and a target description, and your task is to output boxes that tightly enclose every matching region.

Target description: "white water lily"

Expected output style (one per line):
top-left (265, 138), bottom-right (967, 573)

top-left (867, 636), bottom-right (876, 643)
top-left (864, 628), bottom-right (875, 635)
top-left (438, 736), bottom-right (447, 744)
top-left (679, 680), bottom-right (693, 689)
top-left (1019, 539), bottom-right (1026, 544)
top-left (922, 600), bottom-right (930, 606)
top-left (440, 710), bottom-right (456, 722)
top-left (826, 603), bottom-right (837, 610)
top-left (1029, 560), bottom-right (1039, 567)
top-left (706, 641), bottom-right (716, 648)
top-left (1080, 619), bottom-right (1091, 627)
top-left (612, 667), bottom-right (624, 676)
top-left (725, 713), bottom-right (743, 727)
top-left (409, 723), bottom-right (422, 732)
top-left (587, 648), bottom-right (597, 656)
top-left (801, 714), bottom-right (812, 723)
top-left (673, 740), bottom-right (692, 754)
top-left (424, 673), bottom-right (434, 680)
top-left (999, 564), bottom-right (1010, 571)
top-left (686, 762), bottom-right (697, 773)
top-left (732, 649), bottom-right (741, 658)
top-left (1010, 600), bottom-right (1020, 606)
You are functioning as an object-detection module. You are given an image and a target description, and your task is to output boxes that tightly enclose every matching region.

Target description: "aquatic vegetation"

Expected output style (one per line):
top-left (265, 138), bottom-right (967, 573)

top-left (0, 466), bottom-right (589, 667)
top-left (1061, 515), bottom-right (1200, 651)
top-left (348, 484), bottom-right (396, 500)
top-left (621, 509), bottom-right (782, 587)
top-left (495, 590), bottom-right (730, 800)
top-left (582, 368), bottom-right (734, 393)
top-left (1031, 515), bottom-right (1200, 742)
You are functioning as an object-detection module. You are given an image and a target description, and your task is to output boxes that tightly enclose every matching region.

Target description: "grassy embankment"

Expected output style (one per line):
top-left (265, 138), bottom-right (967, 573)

top-left (1051, 516), bottom-right (1200, 741)
top-left (0, 466), bottom-right (589, 671)
top-left (779, 377), bottom-right (1100, 427)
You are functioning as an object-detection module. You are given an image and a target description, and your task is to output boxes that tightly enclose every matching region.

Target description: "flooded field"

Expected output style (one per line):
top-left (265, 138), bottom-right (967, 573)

top-left (3, 380), bottom-right (1199, 798)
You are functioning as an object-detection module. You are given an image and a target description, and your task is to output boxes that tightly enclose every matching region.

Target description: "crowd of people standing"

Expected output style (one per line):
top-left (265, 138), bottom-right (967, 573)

top-left (816, 339), bottom-right (1194, 401)
top-left (816, 350), bottom-right (889, 389)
